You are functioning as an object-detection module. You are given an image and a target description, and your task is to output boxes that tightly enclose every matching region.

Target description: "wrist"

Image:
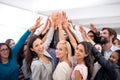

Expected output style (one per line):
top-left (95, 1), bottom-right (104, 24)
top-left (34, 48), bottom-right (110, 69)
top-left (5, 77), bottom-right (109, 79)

top-left (29, 26), bottom-right (34, 32)
top-left (51, 22), bottom-right (55, 27)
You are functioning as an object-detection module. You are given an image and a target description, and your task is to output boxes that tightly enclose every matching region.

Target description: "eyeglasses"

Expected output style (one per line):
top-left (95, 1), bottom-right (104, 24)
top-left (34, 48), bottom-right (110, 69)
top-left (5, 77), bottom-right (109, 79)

top-left (0, 48), bottom-right (9, 52)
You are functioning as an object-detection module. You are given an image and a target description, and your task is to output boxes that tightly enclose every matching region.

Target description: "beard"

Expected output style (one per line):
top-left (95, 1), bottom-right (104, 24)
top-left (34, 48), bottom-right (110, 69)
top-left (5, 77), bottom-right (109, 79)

top-left (100, 38), bottom-right (109, 44)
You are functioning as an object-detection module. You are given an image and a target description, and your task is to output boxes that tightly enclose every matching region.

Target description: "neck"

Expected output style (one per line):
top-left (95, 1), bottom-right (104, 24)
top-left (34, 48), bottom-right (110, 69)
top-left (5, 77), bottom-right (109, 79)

top-left (77, 59), bottom-right (85, 65)
top-left (59, 57), bottom-right (68, 62)
top-left (38, 54), bottom-right (44, 58)
top-left (1, 58), bottom-right (8, 64)
top-left (103, 42), bottom-right (112, 51)
top-left (59, 58), bottom-right (72, 68)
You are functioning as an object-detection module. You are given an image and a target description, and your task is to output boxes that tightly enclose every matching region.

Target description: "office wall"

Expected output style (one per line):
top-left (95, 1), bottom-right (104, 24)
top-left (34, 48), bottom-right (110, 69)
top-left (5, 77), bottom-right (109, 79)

top-left (0, 3), bottom-right (46, 42)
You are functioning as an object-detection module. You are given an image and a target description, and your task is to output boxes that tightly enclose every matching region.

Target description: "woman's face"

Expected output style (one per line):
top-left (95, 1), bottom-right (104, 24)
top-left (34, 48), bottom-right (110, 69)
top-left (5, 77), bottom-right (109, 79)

top-left (109, 52), bottom-right (119, 64)
top-left (75, 44), bottom-right (87, 60)
top-left (0, 45), bottom-right (9, 59)
top-left (56, 43), bottom-right (68, 60)
top-left (87, 32), bottom-right (94, 40)
top-left (9, 40), bottom-right (15, 48)
top-left (30, 38), bottom-right (44, 55)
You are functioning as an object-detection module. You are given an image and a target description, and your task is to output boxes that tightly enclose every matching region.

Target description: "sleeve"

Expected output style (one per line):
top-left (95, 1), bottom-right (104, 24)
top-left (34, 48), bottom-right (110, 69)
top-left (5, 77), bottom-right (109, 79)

top-left (92, 46), bottom-right (117, 74)
top-left (44, 27), bottom-right (54, 50)
top-left (74, 65), bottom-right (88, 80)
top-left (12, 30), bottom-right (31, 57)
top-left (74, 65), bottom-right (84, 76)
top-left (31, 61), bottom-right (41, 80)
top-left (75, 26), bottom-right (84, 41)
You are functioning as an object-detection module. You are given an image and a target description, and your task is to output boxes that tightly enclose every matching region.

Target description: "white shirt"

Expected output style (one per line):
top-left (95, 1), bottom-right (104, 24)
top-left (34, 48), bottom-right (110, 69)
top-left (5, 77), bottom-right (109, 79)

top-left (104, 45), bottom-right (119, 60)
top-left (53, 61), bottom-right (72, 80)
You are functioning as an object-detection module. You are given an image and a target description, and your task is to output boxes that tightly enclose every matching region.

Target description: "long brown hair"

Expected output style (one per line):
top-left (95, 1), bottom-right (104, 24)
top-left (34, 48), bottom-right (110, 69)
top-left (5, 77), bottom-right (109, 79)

top-left (78, 41), bottom-right (94, 80)
top-left (26, 35), bottom-right (40, 74)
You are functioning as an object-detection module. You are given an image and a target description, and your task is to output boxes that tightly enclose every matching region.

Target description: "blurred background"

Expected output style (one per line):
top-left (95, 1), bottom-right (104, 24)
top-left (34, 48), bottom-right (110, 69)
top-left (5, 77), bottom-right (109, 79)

top-left (0, 0), bottom-right (120, 42)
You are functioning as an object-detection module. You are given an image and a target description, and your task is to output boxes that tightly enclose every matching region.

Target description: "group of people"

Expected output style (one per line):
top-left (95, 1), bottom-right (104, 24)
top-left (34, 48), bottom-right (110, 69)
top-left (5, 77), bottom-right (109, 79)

top-left (0, 11), bottom-right (120, 80)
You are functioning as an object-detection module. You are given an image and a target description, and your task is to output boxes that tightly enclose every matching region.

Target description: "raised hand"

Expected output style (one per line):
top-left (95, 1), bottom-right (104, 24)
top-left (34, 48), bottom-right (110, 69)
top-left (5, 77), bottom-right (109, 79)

top-left (29, 17), bottom-right (43, 31)
top-left (68, 20), bottom-right (76, 29)
top-left (79, 26), bottom-right (86, 36)
top-left (79, 26), bottom-right (89, 41)
top-left (89, 23), bottom-right (98, 33)
top-left (50, 12), bottom-right (58, 28)
top-left (80, 25), bottom-right (96, 44)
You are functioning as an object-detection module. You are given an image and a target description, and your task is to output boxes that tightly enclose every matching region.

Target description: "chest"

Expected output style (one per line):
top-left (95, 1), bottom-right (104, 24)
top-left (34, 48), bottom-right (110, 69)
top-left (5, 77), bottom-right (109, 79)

top-left (0, 58), bottom-right (18, 77)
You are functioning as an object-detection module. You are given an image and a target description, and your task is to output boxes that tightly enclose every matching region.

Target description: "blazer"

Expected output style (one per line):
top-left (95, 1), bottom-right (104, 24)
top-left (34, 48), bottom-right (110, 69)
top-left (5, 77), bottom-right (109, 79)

top-left (92, 46), bottom-right (120, 80)
top-left (31, 27), bottom-right (55, 80)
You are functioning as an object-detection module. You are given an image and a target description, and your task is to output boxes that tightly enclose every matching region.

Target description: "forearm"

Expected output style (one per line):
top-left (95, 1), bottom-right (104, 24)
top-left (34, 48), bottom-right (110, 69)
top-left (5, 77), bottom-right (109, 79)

top-left (44, 27), bottom-right (54, 50)
top-left (12, 30), bottom-right (31, 56)
top-left (58, 24), bottom-right (65, 41)
top-left (70, 29), bottom-right (81, 43)
top-left (65, 28), bottom-right (77, 49)
top-left (92, 46), bottom-right (115, 70)
top-left (41, 32), bottom-right (48, 43)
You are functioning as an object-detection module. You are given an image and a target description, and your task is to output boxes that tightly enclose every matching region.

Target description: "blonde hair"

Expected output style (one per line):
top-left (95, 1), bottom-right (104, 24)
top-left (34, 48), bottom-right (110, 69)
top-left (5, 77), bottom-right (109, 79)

top-left (57, 40), bottom-right (72, 62)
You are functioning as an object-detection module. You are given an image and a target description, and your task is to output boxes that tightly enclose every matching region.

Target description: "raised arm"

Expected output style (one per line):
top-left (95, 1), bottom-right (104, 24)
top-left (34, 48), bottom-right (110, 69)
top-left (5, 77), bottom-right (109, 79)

top-left (89, 23), bottom-right (100, 35)
top-left (57, 12), bottom-right (66, 41)
top-left (92, 45), bottom-right (117, 78)
top-left (68, 20), bottom-right (82, 43)
top-left (79, 26), bottom-right (95, 45)
top-left (41, 18), bottom-right (50, 35)
top-left (63, 20), bottom-right (77, 49)
top-left (43, 13), bottom-right (56, 50)
top-left (36, 18), bottom-right (49, 36)
top-left (40, 18), bottom-right (51, 43)
top-left (12, 17), bottom-right (43, 56)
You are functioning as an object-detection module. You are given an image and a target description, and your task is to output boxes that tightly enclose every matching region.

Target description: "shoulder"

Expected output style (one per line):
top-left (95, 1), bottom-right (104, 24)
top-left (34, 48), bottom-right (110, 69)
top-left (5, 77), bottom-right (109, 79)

top-left (74, 64), bottom-right (88, 74)
top-left (74, 64), bottom-right (88, 80)
top-left (31, 58), bottom-right (43, 68)
top-left (56, 62), bottom-right (72, 71)
top-left (74, 64), bottom-right (87, 69)
top-left (58, 62), bottom-right (69, 67)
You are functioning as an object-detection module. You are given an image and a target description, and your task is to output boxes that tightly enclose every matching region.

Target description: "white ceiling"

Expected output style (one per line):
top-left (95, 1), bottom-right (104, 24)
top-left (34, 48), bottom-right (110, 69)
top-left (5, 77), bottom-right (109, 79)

top-left (0, 0), bottom-right (120, 33)
top-left (0, 0), bottom-right (120, 11)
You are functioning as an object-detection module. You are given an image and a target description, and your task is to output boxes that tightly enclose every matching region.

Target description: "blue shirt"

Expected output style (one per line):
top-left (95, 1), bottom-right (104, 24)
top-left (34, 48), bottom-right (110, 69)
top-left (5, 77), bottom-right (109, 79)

top-left (104, 45), bottom-right (120, 60)
top-left (0, 30), bottom-right (30, 80)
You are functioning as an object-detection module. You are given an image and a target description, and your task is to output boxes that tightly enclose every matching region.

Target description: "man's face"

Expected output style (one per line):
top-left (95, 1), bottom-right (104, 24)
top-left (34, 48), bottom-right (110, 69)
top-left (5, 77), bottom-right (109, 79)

top-left (100, 29), bottom-right (110, 44)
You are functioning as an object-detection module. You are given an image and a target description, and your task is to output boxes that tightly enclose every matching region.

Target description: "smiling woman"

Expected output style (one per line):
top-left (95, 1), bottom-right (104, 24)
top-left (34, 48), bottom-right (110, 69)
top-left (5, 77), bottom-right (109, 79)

top-left (0, 16), bottom-right (43, 80)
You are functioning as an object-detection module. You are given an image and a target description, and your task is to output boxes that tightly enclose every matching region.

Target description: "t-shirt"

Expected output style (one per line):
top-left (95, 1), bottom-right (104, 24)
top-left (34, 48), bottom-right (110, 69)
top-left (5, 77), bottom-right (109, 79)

top-left (53, 61), bottom-right (72, 80)
top-left (71, 64), bottom-right (88, 80)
